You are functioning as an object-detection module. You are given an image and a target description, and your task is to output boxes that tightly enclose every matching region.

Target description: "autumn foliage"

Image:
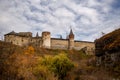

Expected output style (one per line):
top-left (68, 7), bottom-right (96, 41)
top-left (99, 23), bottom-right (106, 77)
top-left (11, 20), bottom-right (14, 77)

top-left (0, 41), bottom-right (74, 80)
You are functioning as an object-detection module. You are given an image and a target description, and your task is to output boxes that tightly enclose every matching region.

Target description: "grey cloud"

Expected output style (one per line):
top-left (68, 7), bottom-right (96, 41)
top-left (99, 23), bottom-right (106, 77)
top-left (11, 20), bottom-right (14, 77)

top-left (0, 0), bottom-right (120, 41)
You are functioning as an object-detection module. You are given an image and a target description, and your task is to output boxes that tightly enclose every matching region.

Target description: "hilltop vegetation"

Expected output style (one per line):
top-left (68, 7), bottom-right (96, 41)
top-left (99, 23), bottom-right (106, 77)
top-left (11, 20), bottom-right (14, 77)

top-left (95, 28), bottom-right (120, 79)
top-left (0, 41), bottom-right (74, 80)
top-left (0, 40), bottom-right (118, 80)
top-left (95, 28), bottom-right (120, 53)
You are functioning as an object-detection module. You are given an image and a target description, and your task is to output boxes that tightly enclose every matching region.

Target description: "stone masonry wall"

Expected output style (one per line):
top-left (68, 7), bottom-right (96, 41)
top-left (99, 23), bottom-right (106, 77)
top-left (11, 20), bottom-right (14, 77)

top-left (4, 31), bottom-right (95, 55)
top-left (51, 39), bottom-right (68, 49)
top-left (5, 35), bottom-right (30, 46)
top-left (74, 41), bottom-right (95, 50)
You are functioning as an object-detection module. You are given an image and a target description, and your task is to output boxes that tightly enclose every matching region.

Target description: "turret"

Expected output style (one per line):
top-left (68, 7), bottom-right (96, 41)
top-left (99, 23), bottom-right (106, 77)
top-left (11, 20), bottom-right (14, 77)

top-left (36, 32), bottom-right (39, 38)
top-left (42, 31), bottom-right (51, 48)
top-left (68, 29), bottom-right (74, 49)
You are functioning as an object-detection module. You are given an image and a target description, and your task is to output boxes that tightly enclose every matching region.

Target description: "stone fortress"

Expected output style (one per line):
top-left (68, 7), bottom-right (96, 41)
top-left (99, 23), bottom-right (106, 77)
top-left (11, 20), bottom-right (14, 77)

top-left (4, 29), bottom-right (95, 54)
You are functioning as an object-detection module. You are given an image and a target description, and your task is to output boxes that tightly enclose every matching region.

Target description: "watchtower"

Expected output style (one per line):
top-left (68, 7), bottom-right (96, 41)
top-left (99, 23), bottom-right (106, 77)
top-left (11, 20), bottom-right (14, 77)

top-left (68, 29), bottom-right (74, 49)
top-left (42, 31), bottom-right (51, 48)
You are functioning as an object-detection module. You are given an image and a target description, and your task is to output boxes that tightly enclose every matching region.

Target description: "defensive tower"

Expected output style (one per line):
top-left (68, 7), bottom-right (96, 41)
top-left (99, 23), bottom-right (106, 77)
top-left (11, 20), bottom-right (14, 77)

top-left (68, 29), bottom-right (74, 49)
top-left (42, 31), bottom-right (51, 48)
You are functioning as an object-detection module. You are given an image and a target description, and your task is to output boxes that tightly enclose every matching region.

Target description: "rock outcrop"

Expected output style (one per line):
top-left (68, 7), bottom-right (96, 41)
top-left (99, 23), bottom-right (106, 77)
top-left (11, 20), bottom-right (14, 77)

top-left (95, 28), bottom-right (120, 65)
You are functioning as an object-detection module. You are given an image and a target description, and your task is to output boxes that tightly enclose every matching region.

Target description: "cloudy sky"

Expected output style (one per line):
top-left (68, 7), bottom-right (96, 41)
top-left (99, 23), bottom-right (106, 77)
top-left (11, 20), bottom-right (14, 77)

top-left (0, 0), bottom-right (120, 41)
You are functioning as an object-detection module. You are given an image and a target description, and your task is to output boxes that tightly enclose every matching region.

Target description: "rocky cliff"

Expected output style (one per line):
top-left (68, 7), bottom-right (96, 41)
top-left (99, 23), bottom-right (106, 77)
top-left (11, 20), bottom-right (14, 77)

top-left (95, 28), bottom-right (120, 56)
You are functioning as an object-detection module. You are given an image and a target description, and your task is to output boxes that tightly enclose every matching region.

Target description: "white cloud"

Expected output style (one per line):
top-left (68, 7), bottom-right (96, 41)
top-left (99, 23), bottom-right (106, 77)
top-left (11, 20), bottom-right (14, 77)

top-left (0, 0), bottom-right (120, 41)
top-left (54, 8), bottom-right (75, 18)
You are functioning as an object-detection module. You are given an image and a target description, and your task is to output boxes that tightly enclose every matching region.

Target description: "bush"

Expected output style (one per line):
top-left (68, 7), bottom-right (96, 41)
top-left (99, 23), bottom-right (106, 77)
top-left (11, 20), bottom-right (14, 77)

top-left (33, 65), bottom-right (57, 80)
top-left (0, 42), bottom-right (74, 80)
top-left (36, 54), bottom-right (74, 80)
top-left (51, 54), bottom-right (74, 79)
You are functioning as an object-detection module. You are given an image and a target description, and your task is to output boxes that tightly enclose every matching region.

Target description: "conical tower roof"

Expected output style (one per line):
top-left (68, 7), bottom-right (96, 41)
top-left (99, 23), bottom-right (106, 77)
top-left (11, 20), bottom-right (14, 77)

top-left (69, 28), bottom-right (74, 39)
top-left (36, 32), bottom-right (39, 37)
top-left (70, 29), bottom-right (74, 35)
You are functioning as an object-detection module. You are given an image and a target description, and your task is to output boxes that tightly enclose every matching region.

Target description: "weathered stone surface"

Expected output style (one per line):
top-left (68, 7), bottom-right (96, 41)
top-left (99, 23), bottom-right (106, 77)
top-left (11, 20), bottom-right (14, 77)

top-left (4, 30), bottom-right (95, 55)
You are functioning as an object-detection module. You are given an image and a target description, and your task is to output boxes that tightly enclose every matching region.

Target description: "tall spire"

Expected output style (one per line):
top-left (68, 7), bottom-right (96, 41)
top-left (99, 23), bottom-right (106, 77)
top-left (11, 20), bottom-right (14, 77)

top-left (69, 26), bottom-right (74, 35)
top-left (36, 32), bottom-right (39, 37)
top-left (70, 29), bottom-right (73, 35)
top-left (68, 26), bottom-right (74, 49)
top-left (69, 26), bottom-right (74, 39)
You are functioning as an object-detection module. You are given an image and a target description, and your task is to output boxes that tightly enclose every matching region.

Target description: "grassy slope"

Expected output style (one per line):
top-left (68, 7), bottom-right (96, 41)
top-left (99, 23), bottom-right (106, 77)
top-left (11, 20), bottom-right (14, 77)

top-left (96, 28), bottom-right (120, 51)
top-left (95, 28), bottom-right (120, 79)
top-left (0, 41), bottom-right (115, 80)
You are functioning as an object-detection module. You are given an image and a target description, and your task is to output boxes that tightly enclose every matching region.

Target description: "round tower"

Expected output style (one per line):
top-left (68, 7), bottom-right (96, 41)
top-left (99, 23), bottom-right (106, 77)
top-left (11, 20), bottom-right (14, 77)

top-left (42, 31), bottom-right (51, 48)
top-left (68, 29), bottom-right (74, 49)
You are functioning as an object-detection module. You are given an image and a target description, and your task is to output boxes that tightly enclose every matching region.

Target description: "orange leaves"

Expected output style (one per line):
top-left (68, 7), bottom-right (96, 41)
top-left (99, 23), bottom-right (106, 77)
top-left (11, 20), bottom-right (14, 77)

top-left (24, 46), bottom-right (35, 55)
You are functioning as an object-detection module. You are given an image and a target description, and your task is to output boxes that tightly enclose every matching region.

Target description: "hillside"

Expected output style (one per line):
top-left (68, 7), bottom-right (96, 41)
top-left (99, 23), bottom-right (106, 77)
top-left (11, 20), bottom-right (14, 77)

top-left (0, 41), bottom-right (117, 80)
top-left (95, 28), bottom-right (120, 56)
top-left (95, 28), bottom-right (120, 79)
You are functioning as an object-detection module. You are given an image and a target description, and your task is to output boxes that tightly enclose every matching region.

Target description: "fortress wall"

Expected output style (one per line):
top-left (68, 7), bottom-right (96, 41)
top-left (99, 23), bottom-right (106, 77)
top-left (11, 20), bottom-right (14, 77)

top-left (31, 38), bottom-right (42, 47)
top-left (4, 31), bottom-right (95, 55)
top-left (13, 36), bottom-right (30, 46)
top-left (74, 41), bottom-right (95, 50)
top-left (12, 36), bottom-right (22, 45)
top-left (51, 39), bottom-right (68, 49)
top-left (5, 35), bottom-right (30, 46)
top-left (5, 35), bottom-right (15, 43)
top-left (18, 32), bottom-right (32, 37)
top-left (74, 41), bottom-right (95, 55)
top-left (20, 37), bottom-right (30, 46)
top-left (31, 38), bottom-right (39, 43)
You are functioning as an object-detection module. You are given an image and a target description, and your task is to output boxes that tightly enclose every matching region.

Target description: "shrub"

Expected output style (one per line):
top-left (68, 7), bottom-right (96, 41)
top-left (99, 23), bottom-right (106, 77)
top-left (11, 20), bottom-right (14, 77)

top-left (36, 54), bottom-right (74, 80)
top-left (51, 54), bottom-right (74, 79)
top-left (33, 65), bottom-right (57, 80)
top-left (24, 46), bottom-right (35, 55)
